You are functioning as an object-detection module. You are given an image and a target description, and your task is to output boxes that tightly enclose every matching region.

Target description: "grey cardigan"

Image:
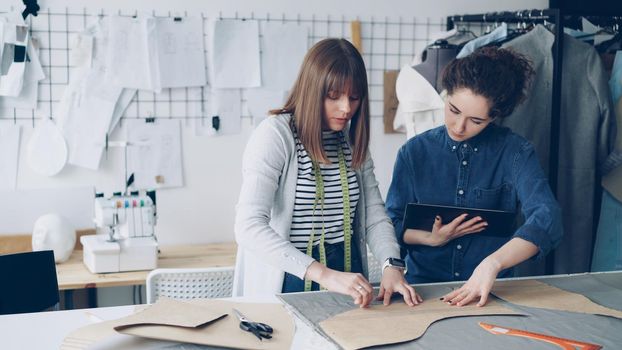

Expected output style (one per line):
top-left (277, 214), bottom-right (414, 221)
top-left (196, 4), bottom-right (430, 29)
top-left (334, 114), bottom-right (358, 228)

top-left (232, 114), bottom-right (400, 297)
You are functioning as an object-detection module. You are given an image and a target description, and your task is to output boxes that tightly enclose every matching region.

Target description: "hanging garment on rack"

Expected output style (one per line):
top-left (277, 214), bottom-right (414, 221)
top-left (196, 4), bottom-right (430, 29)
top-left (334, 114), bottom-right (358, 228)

top-left (500, 24), bottom-right (616, 275)
top-left (565, 27), bottom-right (590, 38)
top-left (581, 17), bottom-right (616, 46)
top-left (592, 96), bottom-right (622, 272)
top-left (602, 54), bottom-right (622, 200)
top-left (410, 28), bottom-right (474, 65)
top-left (437, 29), bottom-right (476, 48)
top-left (393, 65), bottom-right (444, 139)
top-left (458, 24), bottom-right (554, 277)
top-left (499, 25), bottom-right (555, 177)
top-left (563, 27), bottom-right (614, 45)
top-left (457, 23), bottom-right (508, 59)
top-left (609, 51), bottom-right (622, 105)
top-left (413, 41), bottom-right (459, 91)
top-left (591, 190), bottom-right (622, 271)
top-left (592, 53), bottom-right (622, 272)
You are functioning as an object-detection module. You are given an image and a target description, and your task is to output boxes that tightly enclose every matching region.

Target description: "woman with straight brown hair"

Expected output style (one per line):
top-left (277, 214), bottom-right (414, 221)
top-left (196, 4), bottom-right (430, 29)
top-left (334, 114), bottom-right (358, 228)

top-left (233, 38), bottom-right (420, 307)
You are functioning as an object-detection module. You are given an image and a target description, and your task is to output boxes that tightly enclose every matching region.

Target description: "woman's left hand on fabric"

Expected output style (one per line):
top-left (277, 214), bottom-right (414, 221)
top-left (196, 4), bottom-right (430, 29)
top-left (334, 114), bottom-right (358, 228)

top-left (376, 267), bottom-right (423, 306)
top-left (440, 256), bottom-right (501, 307)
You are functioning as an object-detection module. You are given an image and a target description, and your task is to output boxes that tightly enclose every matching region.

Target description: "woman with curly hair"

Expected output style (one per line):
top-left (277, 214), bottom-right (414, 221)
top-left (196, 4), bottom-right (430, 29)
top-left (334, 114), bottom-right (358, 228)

top-left (386, 46), bottom-right (563, 307)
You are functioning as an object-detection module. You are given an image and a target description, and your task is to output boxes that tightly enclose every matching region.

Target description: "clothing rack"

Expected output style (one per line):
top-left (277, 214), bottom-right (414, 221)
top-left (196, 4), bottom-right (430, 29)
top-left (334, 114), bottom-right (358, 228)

top-left (447, 8), bottom-right (622, 189)
top-left (562, 15), bottom-right (622, 31)
top-left (447, 9), bottom-right (622, 275)
top-left (555, 10), bottom-right (622, 273)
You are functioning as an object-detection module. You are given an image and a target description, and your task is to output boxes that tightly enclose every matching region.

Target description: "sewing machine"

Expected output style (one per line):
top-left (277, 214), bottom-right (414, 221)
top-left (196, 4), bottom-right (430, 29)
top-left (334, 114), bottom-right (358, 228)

top-left (81, 191), bottom-right (158, 273)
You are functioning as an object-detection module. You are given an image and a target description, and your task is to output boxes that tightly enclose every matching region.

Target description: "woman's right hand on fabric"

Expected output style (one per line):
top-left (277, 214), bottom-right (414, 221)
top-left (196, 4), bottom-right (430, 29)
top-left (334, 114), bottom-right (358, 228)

top-left (305, 261), bottom-right (374, 307)
top-left (404, 214), bottom-right (487, 247)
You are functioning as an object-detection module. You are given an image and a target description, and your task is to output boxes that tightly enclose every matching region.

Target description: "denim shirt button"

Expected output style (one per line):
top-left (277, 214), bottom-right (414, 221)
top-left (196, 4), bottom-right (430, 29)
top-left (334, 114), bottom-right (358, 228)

top-left (462, 160), bottom-right (468, 166)
top-left (452, 145), bottom-right (457, 151)
top-left (456, 244), bottom-right (462, 250)
top-left (474, 147), bottom-right (478, 152)
top-left (463, 144), bottom-right (468, 148)
top-left (458, 189), bottom-right (464, 195)
top-left (454, 272), bottom-right (460, 277)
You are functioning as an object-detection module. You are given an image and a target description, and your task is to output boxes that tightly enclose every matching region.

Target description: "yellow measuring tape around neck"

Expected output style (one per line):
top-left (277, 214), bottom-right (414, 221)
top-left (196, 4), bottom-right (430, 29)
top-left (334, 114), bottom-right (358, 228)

top-left (304, 139), bottom-right (352, 292)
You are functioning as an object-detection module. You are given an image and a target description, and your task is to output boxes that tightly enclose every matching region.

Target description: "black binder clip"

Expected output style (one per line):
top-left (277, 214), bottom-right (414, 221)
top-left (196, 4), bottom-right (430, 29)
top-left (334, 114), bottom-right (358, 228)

top-left (145, 117), bottom-right (155, 123)
top-left (212, 116), bottom-right (220, 131)
top-left (14, 46), bottom-right (26, 62)
top-left (22, 0), bottom-right (40, 20)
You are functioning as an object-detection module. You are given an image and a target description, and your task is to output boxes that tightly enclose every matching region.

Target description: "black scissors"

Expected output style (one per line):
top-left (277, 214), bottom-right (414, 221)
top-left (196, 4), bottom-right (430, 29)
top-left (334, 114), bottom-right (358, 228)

top-left (232, 308), bottom-right (273, 341)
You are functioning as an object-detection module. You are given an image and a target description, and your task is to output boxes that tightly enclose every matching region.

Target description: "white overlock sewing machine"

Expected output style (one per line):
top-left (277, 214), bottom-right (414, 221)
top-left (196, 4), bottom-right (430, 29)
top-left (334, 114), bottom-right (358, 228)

top-left (81, 191), bottom-right (158, 273)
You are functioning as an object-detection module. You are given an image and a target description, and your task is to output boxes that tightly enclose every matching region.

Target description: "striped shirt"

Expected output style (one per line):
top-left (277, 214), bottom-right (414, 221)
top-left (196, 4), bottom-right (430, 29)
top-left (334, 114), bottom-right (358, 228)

top-left (290, 128), bottom-right (360, 250)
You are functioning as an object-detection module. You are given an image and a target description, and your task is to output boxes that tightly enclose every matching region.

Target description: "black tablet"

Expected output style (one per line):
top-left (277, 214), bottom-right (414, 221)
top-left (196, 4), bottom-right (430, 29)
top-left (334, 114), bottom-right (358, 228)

top-left (403, 203), bottom-right (516, 237)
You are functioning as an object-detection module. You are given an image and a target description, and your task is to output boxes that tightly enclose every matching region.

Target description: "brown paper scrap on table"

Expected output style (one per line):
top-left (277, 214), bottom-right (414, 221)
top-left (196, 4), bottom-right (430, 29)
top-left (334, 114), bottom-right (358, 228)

top-left (491, 279), bottom-right (622, 319)
top-left (113, 298), bottom-right (226, 330)
top-left (319, 298), bottom-right (522, 350)
top-left (61, 299), bottom-right (295, 350)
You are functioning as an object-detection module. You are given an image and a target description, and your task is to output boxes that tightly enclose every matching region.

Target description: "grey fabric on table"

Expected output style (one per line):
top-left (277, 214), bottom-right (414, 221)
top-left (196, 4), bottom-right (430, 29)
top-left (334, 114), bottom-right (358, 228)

top-left (543, 272), bottom-right (622, 310)
top-left (278, 273), bottom-right (622, 349)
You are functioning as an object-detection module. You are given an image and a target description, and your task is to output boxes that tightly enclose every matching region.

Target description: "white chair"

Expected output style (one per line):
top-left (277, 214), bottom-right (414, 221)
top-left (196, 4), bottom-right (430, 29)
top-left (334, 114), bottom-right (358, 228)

top-left (145, 266), bottom-right (235, 304)
top-left (367, 249), bottom-right (383, 284)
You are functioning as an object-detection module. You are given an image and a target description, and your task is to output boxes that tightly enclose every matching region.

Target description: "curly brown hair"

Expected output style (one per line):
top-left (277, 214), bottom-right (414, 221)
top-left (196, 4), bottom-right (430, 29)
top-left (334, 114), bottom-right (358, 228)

top-left (441, 46), bottom-right (534, 119)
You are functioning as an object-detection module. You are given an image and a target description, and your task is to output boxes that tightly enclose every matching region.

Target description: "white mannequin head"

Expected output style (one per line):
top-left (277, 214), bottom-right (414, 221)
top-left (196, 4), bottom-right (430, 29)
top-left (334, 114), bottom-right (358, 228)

top-left (32, 214), bottom-right (76, 263)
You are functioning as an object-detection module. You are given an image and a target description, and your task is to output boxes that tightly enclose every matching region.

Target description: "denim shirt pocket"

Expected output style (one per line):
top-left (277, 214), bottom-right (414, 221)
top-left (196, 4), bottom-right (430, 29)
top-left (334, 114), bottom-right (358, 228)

top-left (474, 183), bottom-right (516, 211)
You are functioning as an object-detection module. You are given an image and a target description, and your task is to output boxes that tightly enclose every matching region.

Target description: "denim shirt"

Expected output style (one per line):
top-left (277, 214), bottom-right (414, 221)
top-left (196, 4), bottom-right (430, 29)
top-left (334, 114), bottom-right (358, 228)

top-left (386, 124), bottom-right (563, 284)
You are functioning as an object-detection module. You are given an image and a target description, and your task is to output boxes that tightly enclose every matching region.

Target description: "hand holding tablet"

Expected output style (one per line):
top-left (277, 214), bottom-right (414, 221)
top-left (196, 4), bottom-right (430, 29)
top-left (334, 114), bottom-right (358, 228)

top-left (403, 203), bottom-right (516, 238)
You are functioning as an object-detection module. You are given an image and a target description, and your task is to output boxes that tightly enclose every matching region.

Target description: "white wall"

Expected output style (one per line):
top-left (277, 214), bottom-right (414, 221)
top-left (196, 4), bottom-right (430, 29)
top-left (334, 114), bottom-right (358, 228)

top-left (4, 0), bottom-right (547, 246)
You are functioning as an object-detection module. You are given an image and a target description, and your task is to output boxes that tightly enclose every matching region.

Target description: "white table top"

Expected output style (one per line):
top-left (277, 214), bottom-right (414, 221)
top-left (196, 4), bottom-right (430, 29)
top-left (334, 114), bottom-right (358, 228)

top-left (0, 296), bottom-right (336, 350)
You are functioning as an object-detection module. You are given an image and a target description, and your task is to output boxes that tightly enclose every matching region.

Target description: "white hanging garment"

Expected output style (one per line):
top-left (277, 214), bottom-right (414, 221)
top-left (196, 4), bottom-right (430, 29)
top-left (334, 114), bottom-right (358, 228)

top-left (394, 65), bottom-right (445, 139)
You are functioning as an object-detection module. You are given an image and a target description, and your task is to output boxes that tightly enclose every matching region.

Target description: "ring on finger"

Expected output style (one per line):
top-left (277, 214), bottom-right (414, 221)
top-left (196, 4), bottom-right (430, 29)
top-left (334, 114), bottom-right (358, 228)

top-left (454, 291), bottom-right (468, 300)
top-left (453, 292), bottom-right (469, 302)
top-left (356, 285), bottom-right (364, 291)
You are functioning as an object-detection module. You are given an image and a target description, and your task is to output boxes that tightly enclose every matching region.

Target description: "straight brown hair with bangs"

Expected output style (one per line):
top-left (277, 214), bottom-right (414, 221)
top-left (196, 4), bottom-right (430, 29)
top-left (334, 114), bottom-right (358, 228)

top-left (270, 38), bottom-right (370, 169)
